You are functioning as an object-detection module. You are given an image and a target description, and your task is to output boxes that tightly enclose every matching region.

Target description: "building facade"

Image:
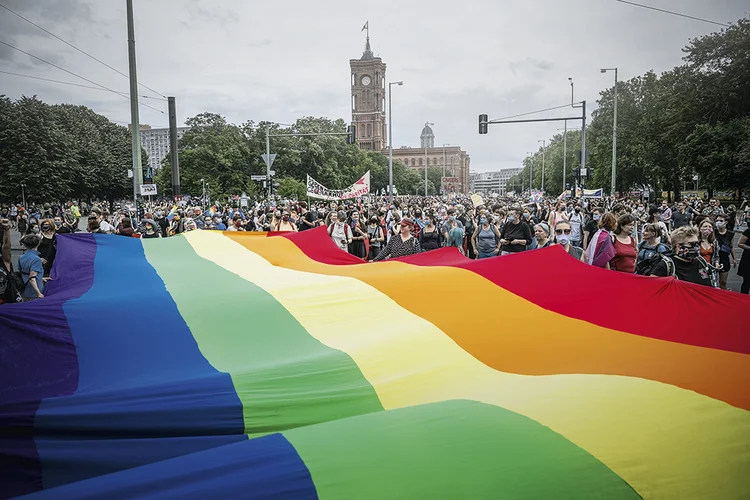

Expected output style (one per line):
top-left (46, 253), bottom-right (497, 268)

top-left (470, 168), bottom-right (522, 195)
top-left (136, 125), bottom-right (189, 175)
top-left (349, 33), bottom-right (471, 192)
top-left (350, 36), bottom-right (386, 152)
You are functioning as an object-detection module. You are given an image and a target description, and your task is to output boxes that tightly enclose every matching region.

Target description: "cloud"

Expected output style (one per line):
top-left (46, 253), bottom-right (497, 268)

top-left (1, 0), bottom-right (747, 174)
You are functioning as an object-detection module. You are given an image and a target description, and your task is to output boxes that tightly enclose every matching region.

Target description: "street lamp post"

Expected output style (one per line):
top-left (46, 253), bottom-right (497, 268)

top-left (601, 68), bottom-right (618, 196)
top-left (424, 122), bottom-right (434, 197)
top-left (200, 178), bottom-right (206, 211)
top-left (538, 140), bottom-right (546, 192)
top-left (526, 152), bottom-right (534, 191)
top-left (388, 81), bottom-right (403, 203)
top-left (20, 182), bottom-right (26, 207)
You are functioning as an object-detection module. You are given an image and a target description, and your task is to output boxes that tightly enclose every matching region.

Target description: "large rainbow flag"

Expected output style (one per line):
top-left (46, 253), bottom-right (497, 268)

top-left (1, 228), bottom-right (749, 499)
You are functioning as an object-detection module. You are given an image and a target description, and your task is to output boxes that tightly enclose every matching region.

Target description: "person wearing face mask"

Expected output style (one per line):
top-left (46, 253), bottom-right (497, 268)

top-left (140, 219), bottom-right (161, 239)
top-left (651, 226), bottom-right (716, 286)
top-left (568, 205), bottom-right (584, 248)
top-left (499, 207), bottom-right (532, 255)
top-left (348, 212), bottom-right (367, 258)
top-left (471, 213), bottom-right (501, 259)
top-left (419, 215), bottom-right (442, 252)
top-left (366, 217), bottom-right (385, 260)
top-left (713, 214), bottom-right (736, 290)
top-left (698, 219), bottom-right (721, 287)
top-left (553, 221), bottom-right (584, 261)
top-left (36, 218), bottom-right (57, 277)
top-left (372, 218), bottom-right (421, 261)
top-left (328, 211), bottom-right (352, 251)
top-left (441, 209), bottom-right (463, 245)
top-left (274, 212), bottom-right (297, 232)
top-left (583, 208), bottom-right (603, 250)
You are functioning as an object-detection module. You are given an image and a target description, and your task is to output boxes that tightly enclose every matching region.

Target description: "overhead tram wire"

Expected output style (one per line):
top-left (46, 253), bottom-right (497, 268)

top-left (0, 1), bottom-right (168, 98)
top-left (492, 103), bottom-right (579, 122)
top-left (615, 0), bottom-right (730, 28)
top-left (0, 39), bottom-right (165, 115)
top-left (0, 70), bottom-right (165, 101)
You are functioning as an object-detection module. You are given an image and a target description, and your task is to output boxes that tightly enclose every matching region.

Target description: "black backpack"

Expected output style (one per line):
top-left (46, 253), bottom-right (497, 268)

top-left (635, 253), bottom-right (675, 277)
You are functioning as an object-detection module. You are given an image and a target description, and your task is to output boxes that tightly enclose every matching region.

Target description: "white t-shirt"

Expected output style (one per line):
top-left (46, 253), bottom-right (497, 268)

top-left (568, 212), bottom-right (584, 240)
top-left (99, 220), bottom-right (115, 233)
top-left (329, 223), bottom-right (350, 251)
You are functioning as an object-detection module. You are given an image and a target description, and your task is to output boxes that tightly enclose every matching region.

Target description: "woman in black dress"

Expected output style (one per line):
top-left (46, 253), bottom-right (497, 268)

top-left (37, 218), bottom-right (57, 277)
top-left (737, 227), bottom-right (750, 294)
top-left (348, 212), bottom-right (367, 259)
top-left (419, 214), bottom-right (441, 252)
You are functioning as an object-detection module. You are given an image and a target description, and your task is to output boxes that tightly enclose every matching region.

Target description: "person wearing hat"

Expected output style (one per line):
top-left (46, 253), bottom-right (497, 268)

top-left (372, 218), bottom-right (421, 262)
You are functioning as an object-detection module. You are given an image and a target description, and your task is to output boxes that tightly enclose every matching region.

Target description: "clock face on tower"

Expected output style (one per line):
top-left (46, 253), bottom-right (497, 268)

top-left (360, 75), bottom-right (372, 86)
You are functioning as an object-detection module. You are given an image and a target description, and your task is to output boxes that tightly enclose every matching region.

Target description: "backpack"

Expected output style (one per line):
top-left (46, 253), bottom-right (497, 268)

top-left (635, 253), bottom-right (675, 277)
top-left (328, 224), bottom-right (350, 237)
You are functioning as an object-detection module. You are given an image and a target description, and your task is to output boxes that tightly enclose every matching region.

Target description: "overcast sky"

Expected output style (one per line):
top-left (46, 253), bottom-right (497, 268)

top-left (1, 0), bottom-right (748, 172)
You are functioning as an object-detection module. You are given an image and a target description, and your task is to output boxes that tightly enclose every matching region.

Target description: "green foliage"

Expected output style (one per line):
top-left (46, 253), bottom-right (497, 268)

top-left (512, 17), bottom-right (750, 198)
top-left (276, 176), bottom-right (306, 200)
top-left (0, 95), bottom-right (132, 203)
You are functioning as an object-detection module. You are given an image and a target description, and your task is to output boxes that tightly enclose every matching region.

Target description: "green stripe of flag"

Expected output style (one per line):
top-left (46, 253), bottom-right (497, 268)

top-left (143, 236), bottom-right (383, 435)
top-left (285, 399), bottom-right (641, 500)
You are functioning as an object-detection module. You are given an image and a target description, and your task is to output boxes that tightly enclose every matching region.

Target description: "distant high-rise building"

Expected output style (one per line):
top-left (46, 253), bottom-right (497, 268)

top-left (470, 168), bottom-right (522, 195)
top-left (132, 124), bottom-right (189, 175)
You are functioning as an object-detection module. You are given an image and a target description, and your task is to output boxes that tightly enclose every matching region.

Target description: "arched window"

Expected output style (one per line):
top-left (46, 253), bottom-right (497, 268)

top-left (426, 158), bottom-right (430, 166)
top-left (433, 158), bottom-right (438, 166)
top-left (419, 158), bottom-right (423, 166)
top-left (366, 124), bottom-right (372, 137)
top-left (411, 158), bottom-right (415, 166)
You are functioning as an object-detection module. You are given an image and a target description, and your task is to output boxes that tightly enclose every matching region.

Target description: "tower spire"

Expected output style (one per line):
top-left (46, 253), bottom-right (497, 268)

top-left (361, 21), bottom-right (373, 60)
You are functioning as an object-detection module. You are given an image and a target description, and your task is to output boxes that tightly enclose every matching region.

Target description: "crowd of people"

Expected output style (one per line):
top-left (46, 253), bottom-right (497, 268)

top-left (1, 193), bottom-right (749, 304)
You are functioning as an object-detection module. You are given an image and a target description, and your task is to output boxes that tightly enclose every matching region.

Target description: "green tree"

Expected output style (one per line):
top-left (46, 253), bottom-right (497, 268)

top-left (276, 176), bottom-right (306, 200)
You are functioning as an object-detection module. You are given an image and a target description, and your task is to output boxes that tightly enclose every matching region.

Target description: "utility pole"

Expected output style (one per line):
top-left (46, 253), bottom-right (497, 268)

top-left (20, 182), bottom-right (26, 207)
top-left (562, 122), bottom-right (567, 196)
top-left (424, 146), bottom-right (428, 196)
top-left (601, 67), bottom-right (618, 195)
top-left (388, 81), bottom-right (403, 203)
top-left (126, 0), bottom-right (142, 217)
top-left (527, 152), bottom-right (534, 190)
top-left (265, 123), bottom-right (271, 198)
top-left (168, 97), bottom-right (180, 196)
top-left (538, 139), bottom-right (546, 192)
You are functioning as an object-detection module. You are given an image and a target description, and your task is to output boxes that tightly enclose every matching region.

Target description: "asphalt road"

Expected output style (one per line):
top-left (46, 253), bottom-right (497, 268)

top-left (9, 221), bottom-right (748, 293)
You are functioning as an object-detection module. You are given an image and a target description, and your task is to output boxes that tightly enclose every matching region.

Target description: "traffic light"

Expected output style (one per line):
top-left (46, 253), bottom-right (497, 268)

top-left (478, 114), bottom-right (488, 134)
top-left (346, 125), bottom-right (356, 144)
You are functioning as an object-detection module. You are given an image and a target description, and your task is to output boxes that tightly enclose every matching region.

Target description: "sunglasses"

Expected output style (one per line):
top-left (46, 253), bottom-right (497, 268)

top-left (680, 241), bottom-right (699, 249)
top-left (555, 229), bottom-right (572, 235)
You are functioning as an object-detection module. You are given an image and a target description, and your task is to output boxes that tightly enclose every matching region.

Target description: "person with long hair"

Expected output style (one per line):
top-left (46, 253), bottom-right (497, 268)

top-left (714, 214), bottom-right (736, 290)
top-left (420, 214), bottom-right (442, 252)
top-left (471, 212), bottom-right (501, 259)
top-left (38, 218), bottom-right (57, 277)
top-left (348, 211), bottom-right (368, 259)
top-left (646, 206), bottom-right (670, 245)
top-left (698, 218), bottom-right (721, 288)
top-left (610, 214), bottom-right (637, 273)
top-left (585, 212), bottom-right (617, 269)
top-left (547, 201), bottom-right (569, 230)
top-left (366, 216), bottom-right (384, 260)
top-left (372, 218), bottom-right (421, 261)
top-left (737, 225), bottom-right (750, 294)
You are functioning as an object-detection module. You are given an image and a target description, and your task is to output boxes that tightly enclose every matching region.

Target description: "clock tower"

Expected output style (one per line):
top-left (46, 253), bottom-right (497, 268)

top-left (350, 32), bottom-right (386, 151)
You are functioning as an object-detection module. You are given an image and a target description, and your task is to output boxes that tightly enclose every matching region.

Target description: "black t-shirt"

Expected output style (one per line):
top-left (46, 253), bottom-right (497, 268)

top-left (584, 219), bottom-right (598, 238)
top-left (672, 211), bottom-right (691, 228)
top-left (653, 257), bottom-right (713, 286)
top-left (299, 211), bottom-right (316, 231)
top-left (715, 231), bottom-right (733, 270)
